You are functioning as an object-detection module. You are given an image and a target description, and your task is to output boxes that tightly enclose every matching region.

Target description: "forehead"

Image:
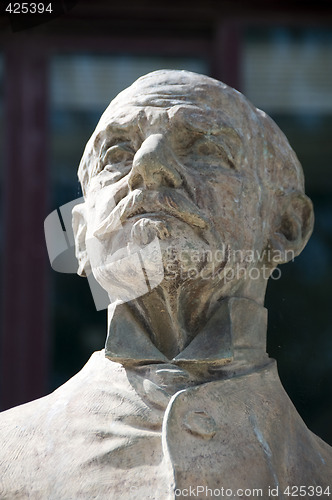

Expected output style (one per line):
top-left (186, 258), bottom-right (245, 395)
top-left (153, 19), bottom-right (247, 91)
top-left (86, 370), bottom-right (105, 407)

top-left (111, 71), bottom-right (226, 109)
top-left (95, 81), bottom-right (246, 143)
top-left (79, 72), bottom-right (265, 192)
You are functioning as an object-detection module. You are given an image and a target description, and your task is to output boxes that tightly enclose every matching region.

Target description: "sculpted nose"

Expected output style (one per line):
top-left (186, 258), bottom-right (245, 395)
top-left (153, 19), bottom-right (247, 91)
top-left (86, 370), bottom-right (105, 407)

top-left (128, 134), bottom-right (183, 190)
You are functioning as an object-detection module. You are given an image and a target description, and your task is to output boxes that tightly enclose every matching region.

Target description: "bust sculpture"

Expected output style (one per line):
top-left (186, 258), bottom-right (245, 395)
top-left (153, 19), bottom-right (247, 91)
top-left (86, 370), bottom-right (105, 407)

top-left (0, 70), bottom-right (331, 499)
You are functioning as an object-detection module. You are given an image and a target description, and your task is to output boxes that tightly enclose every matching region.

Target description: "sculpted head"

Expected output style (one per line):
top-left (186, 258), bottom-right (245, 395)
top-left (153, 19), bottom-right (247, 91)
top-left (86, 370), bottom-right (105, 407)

top-left (73, 70), bottom-right (314, 311)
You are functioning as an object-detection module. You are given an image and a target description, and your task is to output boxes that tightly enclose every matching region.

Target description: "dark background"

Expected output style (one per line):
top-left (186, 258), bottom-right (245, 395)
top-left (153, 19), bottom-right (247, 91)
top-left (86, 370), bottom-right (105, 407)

top-left (0, 1), bottom-right (331, 445)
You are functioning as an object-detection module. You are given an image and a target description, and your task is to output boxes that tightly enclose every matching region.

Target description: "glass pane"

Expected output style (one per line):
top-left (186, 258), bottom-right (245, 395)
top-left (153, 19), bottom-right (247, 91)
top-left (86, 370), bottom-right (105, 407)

top-left (243, 28), bottom-right (332, 113)
top-left (49, 54), bottom-right (209, 389)
top-left (52, 55), bottom-right (208, 112)
top-left (243, 27), bottom-right (332, 445)
top-left (0, 55), bottom-right (3, 328)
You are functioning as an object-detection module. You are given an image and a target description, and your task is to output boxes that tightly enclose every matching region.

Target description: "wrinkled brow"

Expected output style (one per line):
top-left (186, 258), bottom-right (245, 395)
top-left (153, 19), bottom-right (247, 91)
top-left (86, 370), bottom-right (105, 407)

top-left (169, 107), bottom-right (243, 144)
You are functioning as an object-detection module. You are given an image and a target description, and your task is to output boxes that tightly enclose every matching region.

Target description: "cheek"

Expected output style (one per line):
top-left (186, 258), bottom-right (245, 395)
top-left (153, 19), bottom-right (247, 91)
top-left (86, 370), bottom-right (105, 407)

top-left (84, 192), bottom-right (118, 270)
top-left (197, 175), bottom-right (244, 235)
top-left (87, 184), bottom-right (117, 226)
top-left (197, 173), bottom-right (242, 211)
top-left (197, 176), bottom-right (264, 252)
top-left (85, 235), bottom-right (109, 270)
top-left (241, 182), bottom-right (265, 243)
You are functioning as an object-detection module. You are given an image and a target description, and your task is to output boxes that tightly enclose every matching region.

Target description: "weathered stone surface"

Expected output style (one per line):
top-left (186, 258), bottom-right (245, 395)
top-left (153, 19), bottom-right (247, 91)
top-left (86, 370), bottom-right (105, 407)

top-left (0, 70), bottom-right (330, 499)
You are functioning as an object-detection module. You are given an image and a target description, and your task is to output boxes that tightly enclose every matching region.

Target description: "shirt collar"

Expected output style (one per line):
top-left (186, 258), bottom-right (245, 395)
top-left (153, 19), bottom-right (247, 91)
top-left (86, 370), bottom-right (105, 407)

top-left (105, 297), bottom-right (269, 370)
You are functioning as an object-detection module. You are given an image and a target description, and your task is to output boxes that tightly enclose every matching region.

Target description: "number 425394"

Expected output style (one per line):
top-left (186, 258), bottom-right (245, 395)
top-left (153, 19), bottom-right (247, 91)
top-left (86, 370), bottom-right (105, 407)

top-left (5, 3), bottom-right (53, 14)
top-left (284, 485), bottom-right (331, 497)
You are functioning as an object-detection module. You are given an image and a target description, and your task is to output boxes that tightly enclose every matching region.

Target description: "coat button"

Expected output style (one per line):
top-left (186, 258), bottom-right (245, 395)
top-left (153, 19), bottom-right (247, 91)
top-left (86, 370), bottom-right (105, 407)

top-left (183, 410), bottom-right (217, 439)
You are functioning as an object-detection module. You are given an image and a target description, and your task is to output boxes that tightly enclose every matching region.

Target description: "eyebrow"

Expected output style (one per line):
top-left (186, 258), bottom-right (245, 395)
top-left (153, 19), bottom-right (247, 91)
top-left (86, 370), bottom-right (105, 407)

top-left (97, 108), bottom-right (243, 160)
top-left (170, 108), bottom-right (242, 142)
top-left (177, 118), bottom-right (243, 169)
top-left (184, 117), bottom-right (242, 143)
top-left (97, 122), bottom-right (142, 156)
top-left (105, 123), bottom-right (139, 140)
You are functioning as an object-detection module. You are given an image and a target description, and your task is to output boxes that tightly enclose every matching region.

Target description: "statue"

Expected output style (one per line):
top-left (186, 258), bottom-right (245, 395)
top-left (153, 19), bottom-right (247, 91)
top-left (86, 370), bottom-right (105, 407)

top-left (0, 70), bottom-right (331, 499)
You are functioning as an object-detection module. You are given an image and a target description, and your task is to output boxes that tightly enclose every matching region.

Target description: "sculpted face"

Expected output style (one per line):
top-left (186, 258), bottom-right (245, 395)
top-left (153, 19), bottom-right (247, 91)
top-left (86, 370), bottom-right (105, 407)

top-left (74, 70), bottom-right (313, 306)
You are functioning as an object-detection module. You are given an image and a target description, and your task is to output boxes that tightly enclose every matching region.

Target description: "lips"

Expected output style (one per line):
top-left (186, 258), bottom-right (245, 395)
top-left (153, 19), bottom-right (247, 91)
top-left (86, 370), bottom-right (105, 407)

top-left (93, 188), bottom-right (208, 237)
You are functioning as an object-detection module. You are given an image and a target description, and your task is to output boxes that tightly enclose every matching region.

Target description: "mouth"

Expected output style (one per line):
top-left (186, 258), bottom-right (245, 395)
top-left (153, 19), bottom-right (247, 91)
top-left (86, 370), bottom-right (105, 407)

top-left (93, 188), bottom-right (208, 237)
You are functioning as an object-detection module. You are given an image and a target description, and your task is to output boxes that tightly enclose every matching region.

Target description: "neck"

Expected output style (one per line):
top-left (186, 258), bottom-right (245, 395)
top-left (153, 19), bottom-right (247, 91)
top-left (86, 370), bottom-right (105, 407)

top-left (129, 278), bottom-right (226, 359)
top-left (129, 272), bottom-right (269, 359)
top-left (105, 292), bottom-right (269, 378)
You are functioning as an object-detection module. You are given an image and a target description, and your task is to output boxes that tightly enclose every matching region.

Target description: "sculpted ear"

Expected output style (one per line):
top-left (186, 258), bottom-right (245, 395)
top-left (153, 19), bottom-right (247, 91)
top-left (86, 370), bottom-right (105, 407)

top-left (72, 203), bottom-right (91, 277)
top-left (268, 191), bottom-right (314, 264)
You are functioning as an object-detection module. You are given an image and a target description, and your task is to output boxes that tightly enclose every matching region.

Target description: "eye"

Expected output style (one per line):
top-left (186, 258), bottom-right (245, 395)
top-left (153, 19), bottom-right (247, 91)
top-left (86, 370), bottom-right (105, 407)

top-left (102, 142), bottom-right (134, 166)
top-left (190, 138), bottom-right (236, 170)
top-left (194, 139), bottom-right (221, 157)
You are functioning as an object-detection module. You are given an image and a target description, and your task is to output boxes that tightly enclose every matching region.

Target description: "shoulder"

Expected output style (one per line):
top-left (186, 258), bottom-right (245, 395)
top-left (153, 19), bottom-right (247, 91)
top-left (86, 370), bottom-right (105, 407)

top-left (164, 362), bottom-right (332, 490)
top-left (0, 350), bottom-right (124, 498)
